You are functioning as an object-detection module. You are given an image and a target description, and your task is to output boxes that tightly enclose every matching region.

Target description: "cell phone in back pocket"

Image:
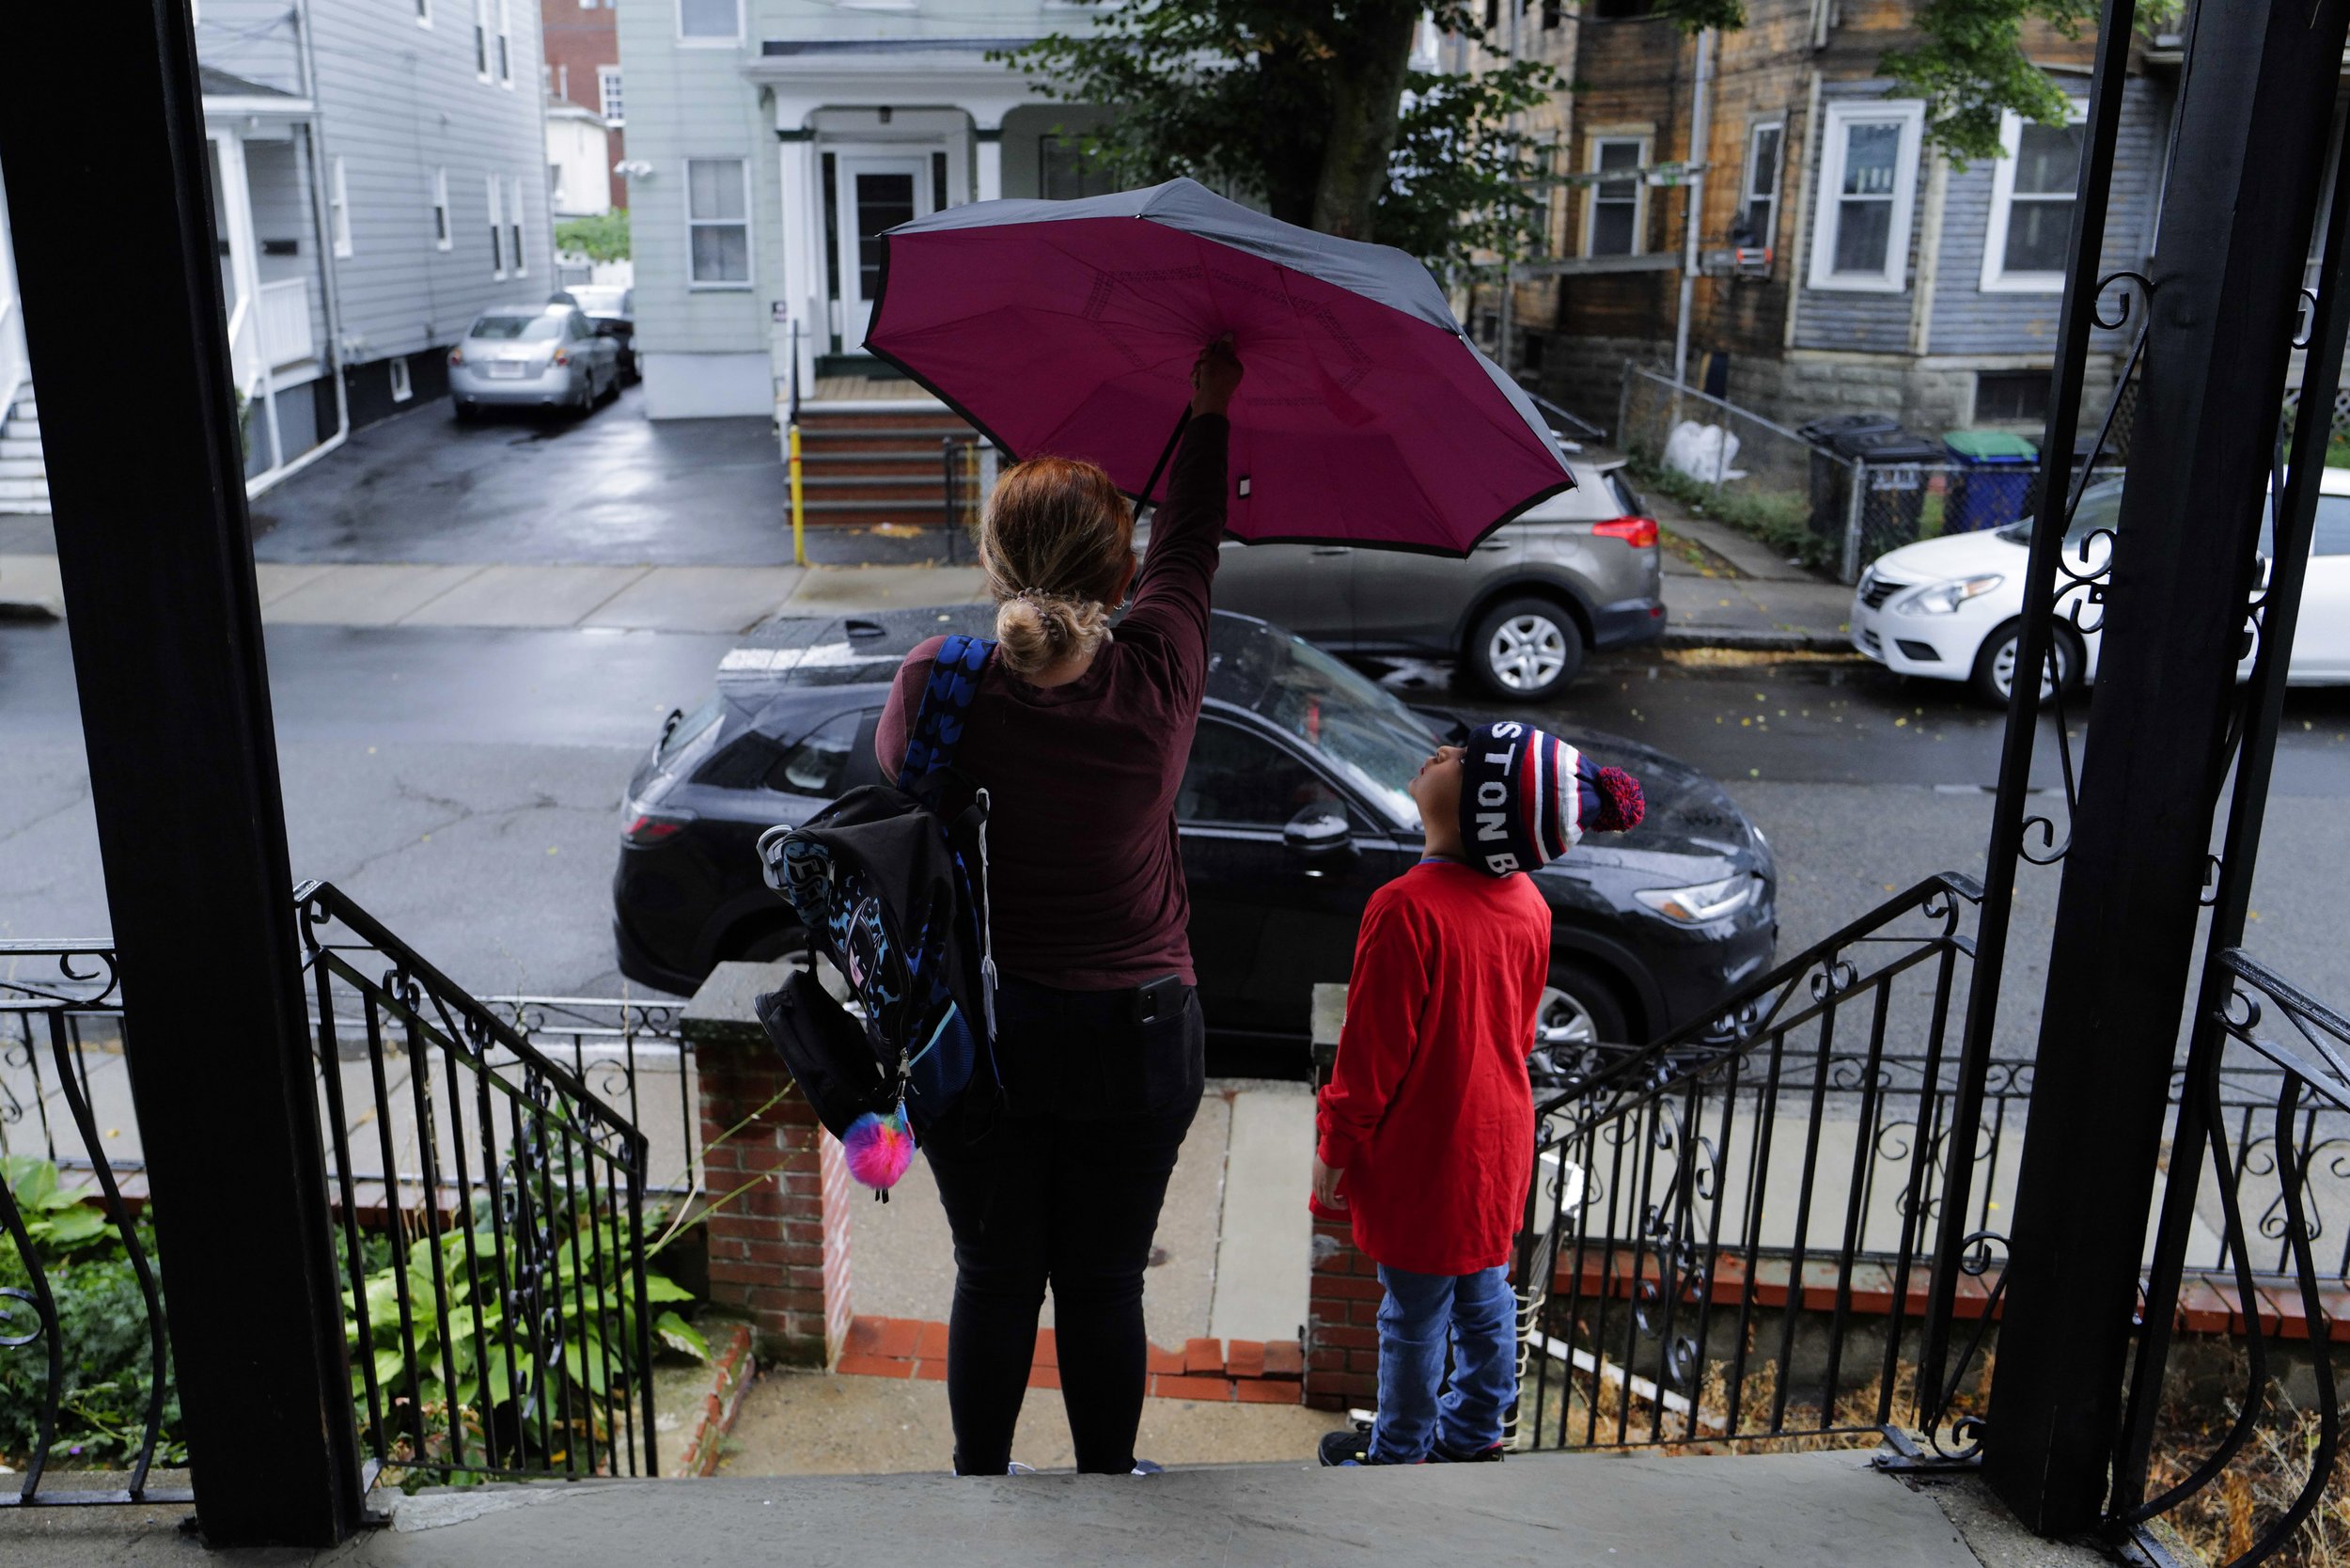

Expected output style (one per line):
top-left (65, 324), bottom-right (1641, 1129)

top-left (1133, 973), bottom-right (1183, 1026)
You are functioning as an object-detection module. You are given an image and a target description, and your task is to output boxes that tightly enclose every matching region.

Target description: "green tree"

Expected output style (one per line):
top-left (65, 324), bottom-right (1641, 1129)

top-left (556, 210), bottom-right (631, 263)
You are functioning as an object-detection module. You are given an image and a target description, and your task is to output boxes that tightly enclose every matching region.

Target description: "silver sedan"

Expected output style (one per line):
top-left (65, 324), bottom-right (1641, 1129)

top-left (448, 303), bottom-right (619, 418)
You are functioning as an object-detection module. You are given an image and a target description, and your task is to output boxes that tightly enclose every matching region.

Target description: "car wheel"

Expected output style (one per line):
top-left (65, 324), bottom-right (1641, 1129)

top-left (1970, 619), bottom-right (2079, 708)
top-left (1526, 961), bottom-right (1636, 1091)
top-left (451, 399), bottom-right (478, 423)
top-left (1468, 596), bottom-right (1584, 702)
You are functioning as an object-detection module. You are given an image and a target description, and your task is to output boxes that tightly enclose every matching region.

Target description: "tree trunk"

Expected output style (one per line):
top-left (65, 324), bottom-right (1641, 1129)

top-left (1308, 1), bottom-right (1420, 242)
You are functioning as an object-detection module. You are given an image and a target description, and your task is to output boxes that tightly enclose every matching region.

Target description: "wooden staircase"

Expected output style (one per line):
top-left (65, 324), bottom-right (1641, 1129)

top-left (0, 381), bottom-right (48, 512)
top-left (795, 399), bottom-right (979, 527)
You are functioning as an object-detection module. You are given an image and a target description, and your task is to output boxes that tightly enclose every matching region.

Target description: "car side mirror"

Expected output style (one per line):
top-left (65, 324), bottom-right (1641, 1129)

top-left (1282, 806), bottom-right (1353, 858)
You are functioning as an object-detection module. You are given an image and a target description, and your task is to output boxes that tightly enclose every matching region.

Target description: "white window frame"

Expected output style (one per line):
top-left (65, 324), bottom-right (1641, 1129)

top-left (1981, 103), bottom-right (2087, 294)
top-left (473, 0), bottom-right (491, 79)
top-left (389, 357), bottom-right (415, 403)
top-left (1581, 132), bottom-right (1650, 259)
top-left (1808, 100), bottom-right (1925, 293)
top-left (508, 175), bottom-right (526, 276)
top-left (599, 66), bottom-right (624, 126)
top-left (495, 0), bottom-right (513, 86)
top-left (685, 157), bottom-right (754, 290)
top-left (431, 167), bottom-right (452, 251)
top-left (329, 156), bottom-right (352, 258)
top-left (487, 174), bottom-right (505, 278)
top-left (1740, 118), bottom-right (1785, 252)
top-left (675, 0), bottom-right (743, 46)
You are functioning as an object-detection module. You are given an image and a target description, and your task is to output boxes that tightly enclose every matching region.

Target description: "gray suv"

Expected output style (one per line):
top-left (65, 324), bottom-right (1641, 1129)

top-left (1178, 447), bottom-right (1664, 701)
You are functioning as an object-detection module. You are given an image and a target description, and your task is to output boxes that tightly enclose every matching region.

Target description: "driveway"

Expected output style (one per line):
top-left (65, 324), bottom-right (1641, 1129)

top-left (249, 387), bottom-right (956, 569)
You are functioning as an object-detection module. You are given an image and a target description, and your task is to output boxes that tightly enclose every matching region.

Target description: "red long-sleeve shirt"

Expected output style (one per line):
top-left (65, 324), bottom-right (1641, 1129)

top-left (1314, 861), bottom-right (1552, 1276)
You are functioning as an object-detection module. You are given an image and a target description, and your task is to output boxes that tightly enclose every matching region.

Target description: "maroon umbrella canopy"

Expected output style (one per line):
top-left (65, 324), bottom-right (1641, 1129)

top-left (864, 178), bottom-right (1573, 557)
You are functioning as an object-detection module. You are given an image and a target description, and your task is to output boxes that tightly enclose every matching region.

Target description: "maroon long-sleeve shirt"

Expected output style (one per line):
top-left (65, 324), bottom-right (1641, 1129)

top-left (875, 415), bottom-right (1228, 991)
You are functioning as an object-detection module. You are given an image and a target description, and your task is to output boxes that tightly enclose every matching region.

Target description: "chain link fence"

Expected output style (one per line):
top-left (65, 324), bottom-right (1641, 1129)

top-left (1619, 365), bottom-right (2124, 582)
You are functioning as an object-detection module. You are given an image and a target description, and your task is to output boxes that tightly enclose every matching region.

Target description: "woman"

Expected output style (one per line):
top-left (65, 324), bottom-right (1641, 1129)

top-left (874, 340), bottom-right (1244, 1476)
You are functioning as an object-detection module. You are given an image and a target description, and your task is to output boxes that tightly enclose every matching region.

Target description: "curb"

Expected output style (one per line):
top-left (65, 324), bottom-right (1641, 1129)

top-left (671, 1321), bottom-right (758, 1479)
top-left (1664, 626), bottom-right (1856, 654)
top-left (835, 1315), bottom-right (1307, 1405)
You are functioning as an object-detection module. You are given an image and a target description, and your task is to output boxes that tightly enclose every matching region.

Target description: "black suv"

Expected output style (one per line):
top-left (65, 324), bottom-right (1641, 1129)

top-left (612, 606), bottom-right (1777, 1063)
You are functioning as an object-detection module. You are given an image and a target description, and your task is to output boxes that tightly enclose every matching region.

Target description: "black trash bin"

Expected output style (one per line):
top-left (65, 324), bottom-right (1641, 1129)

top-left (1797, 413), bottom-right (1898, 549)
top-left (1834, 427), bottom-right (1944, 568)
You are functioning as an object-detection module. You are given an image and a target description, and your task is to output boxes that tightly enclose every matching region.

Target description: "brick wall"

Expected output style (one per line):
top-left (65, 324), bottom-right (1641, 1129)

top-left (687, 970), bottom-right (854, 1367)
top-left (1303, 1215), bottom-right (1382, 1412)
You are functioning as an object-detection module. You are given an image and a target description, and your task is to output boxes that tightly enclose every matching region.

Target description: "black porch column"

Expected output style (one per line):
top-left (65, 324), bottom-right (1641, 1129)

top-left (1982, 0), bottom-right (2349, 1534)
top-left (0, 4), bottom-right (362, 1547)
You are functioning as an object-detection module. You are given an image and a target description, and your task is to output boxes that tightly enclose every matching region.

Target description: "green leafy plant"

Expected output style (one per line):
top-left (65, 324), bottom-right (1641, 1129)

top-left (1627, 452), bottom-right (1833, 570)
top-left (555, 211), bottom-right (630, 263)
top-left (0, 1157), bottom-right (185, 1473)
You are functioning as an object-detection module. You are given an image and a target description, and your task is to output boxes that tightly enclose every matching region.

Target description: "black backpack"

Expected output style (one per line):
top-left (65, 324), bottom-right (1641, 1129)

top-left (752, 635), bottom-right (1001, 1191)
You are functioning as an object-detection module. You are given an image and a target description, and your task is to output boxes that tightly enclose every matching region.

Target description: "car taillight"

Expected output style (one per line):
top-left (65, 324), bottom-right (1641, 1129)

top-left (622, 812), bottom-right (690, 846)
top-left (555, 348), bottom-right (571, 366)
top-left (447, 348), bottom-right (464, 366)
top-left (1595, 516), bottom-right (1661, 549)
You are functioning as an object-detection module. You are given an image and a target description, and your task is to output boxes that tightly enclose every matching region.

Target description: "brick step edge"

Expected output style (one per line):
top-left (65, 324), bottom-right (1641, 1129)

top-left (835, 1314), bottom-right (1305, 1405)
top-left (671, 1321), bottom-right (758, 1478)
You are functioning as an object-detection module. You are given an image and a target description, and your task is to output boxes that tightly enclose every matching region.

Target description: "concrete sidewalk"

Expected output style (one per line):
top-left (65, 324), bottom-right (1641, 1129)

top-left (0, 1450), bottom-right (2095, 1567)
top-left (1657, 503), bottom-right (1857, 654)
top-left (0, 552), bottom-right (991, 632)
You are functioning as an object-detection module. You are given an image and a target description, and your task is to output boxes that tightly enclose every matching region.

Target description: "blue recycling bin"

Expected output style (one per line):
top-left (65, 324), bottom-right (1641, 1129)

top-left (1943, 430), bottom-right (2040, 533)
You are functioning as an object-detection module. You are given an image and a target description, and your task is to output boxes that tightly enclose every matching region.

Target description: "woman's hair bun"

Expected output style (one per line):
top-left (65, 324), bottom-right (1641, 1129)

top-left (979, 456), bottom-right (1133, 680)
top-left (995, 588), bottom-right (1108, 679)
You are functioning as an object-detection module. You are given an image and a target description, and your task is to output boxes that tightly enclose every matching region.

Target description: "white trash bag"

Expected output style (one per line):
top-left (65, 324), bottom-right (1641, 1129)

top-left (1663, 420), bottom-right (1747, 484)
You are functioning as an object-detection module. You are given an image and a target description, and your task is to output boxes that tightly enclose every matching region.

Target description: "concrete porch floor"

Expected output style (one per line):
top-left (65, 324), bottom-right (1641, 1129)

top-left (0, 1450), bottom-right (2109, 1567)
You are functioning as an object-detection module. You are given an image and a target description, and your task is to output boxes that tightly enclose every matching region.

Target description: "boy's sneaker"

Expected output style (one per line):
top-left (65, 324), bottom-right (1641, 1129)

top-left (1318, 1428), bottom-right (1373, 1467)
top-left (1431, 1439), bottom-right (1506, 1464)
top-left (1130, 1459), bottom-right (1165, 1476)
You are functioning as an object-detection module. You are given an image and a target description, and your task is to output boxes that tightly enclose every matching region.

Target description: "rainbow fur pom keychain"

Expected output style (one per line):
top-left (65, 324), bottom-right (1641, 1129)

top-left (842, 1105), bottom-right (917, 1199)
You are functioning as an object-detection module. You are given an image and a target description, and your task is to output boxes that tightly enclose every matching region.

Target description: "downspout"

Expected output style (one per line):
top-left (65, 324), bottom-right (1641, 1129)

top-left (1782, 70), bottom-right (1823, 351)
top-left (1671, 26), bottom-right (1716, 385)
top-left (292, 0), bottom-right (350, 469)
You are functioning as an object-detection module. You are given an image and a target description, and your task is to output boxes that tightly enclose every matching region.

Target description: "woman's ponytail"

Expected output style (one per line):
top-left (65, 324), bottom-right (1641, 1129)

top-left (979, 458), bottom-right (1134, 680)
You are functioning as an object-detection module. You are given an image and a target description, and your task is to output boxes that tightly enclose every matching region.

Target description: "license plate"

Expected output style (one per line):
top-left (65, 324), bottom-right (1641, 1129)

top-left (485, 361), bottom-right (530, 379)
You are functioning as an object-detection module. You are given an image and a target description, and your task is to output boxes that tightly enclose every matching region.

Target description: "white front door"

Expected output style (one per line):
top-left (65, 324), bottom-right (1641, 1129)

top-left (832, 150), bottom-right (932, 353)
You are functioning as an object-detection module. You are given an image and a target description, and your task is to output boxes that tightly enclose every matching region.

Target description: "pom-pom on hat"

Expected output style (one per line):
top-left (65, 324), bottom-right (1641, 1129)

top-left (1458, 721), bottom-right (1645, 877)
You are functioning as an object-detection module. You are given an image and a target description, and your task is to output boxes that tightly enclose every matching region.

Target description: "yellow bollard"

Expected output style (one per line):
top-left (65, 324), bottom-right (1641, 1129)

top-left (788, 420), bottom-right (807, 568)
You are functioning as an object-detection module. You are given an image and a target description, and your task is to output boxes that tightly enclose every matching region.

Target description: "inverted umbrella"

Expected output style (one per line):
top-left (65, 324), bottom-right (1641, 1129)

top-left (864, 178), bottom-right (1572, 557)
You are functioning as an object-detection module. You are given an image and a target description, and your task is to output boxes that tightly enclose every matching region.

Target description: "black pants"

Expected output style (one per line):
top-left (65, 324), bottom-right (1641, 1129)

top-left (922, 974), bottom-right (1205, 1476)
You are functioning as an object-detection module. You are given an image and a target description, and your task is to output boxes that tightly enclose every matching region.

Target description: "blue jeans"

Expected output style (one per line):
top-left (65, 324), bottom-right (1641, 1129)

top-left (1371, 1263), bottom-right (1517, 1464)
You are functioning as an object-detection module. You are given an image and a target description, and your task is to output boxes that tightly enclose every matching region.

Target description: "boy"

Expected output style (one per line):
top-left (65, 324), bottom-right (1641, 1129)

top-left (1313, 722), bottom-right (1643, 1466)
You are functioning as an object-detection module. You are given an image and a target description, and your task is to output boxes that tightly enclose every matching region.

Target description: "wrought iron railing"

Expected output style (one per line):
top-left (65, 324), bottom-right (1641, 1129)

top-left (1513, 873), bottom-right (1998, 1454)
top-left (295, 882), bottom-right (660, 1483)
top-left (2118, 951), bottom-right (2350, 1568)
top-left (0, 940), bottom-right (181, 1507)
top-left (478, 996), bottom-right (694, 1198)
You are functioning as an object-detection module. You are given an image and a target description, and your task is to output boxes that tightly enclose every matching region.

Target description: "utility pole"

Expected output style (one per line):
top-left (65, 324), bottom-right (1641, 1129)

top-left (1672, 27), bottom-right (1716, 386)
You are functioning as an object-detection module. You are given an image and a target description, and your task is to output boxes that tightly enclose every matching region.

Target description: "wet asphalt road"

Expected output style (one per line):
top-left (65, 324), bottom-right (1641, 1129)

top-left (3, 618), bottom-right (2347, 1024)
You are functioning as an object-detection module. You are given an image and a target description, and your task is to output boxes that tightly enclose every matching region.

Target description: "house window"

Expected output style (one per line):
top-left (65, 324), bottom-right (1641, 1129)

top-left (1737, 120), bottom-right (1783, 256)
top-left (1808, 100), bottom-right (1924, 292)
top-left (509, 175), bottom-right (526, 275)
top-left (686, 158), bottom-right (751, 287)
top-left (431, 167), bottom-right (451, 251)
top-left (677, 0), bottom-right (741, 41)
top-left (473, 0), bottom-right (489, 77)
top-left (1584, 135), bottom-right (1647, 258)
top-left (1975, 370), bottom-right (2050, 424)
top-left (487, 175), bottom-right (505, 277)
top-left (598, 66), bottom-right (624, 125)
top-left (389, 357), bottom-right (415, 403)
top-left (495, 0), bottom-right (512, 85)
top-left (329, 156), bottom-right (352, 258)
top-left (1982, 107), bottom-right (2085, 292)
top-left (1040, 136), bottom-right (1116, 201)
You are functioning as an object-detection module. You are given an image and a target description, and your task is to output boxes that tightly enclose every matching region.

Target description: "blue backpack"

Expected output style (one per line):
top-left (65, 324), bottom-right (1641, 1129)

top-left (753, 636), bottom-right (1001, 1190)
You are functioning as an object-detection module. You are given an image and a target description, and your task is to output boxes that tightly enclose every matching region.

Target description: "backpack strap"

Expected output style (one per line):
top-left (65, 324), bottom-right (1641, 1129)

top-left (897, 635), bottom-right (995, 791)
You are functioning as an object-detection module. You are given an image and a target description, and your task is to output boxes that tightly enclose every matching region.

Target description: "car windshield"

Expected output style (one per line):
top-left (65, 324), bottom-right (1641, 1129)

top-left (572, 287), bottom-right (628, 315)
top-left (1994, 476), bottom-right (2124, 547)
top-left (470, 313), bottom-right (561, 341)
top-left (1229, 628), bottom-right (1438, 828)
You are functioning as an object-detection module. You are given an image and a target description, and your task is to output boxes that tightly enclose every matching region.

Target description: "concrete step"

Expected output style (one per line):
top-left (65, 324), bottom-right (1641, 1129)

top-left (7, 416), bottom-right (39, 441)
top-left (0, 477), bottom-right (51, 504)
top-left (0, 436), bottom-right (42, 462)
top-left (10, 397), bottom-right (35, 422)
top-left (798, 477), bottom-right (947, 501)
top-left (0, 456), bottom-right (46, 480)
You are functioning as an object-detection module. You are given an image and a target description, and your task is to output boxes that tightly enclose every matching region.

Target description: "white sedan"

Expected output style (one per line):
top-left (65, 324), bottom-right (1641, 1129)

top-left (1851, 470), bottom-right (2350, 704)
